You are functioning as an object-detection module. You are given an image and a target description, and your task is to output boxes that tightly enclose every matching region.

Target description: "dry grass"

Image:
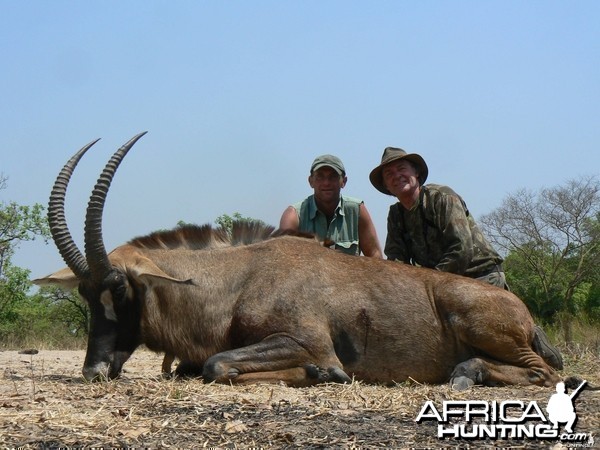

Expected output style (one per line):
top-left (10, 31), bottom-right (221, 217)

top-left (1, 349), bottom-right (598, 449)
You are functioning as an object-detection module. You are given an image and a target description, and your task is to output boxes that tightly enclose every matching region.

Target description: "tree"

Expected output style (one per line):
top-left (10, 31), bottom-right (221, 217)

top-left (501, 245), bottom-right (565, 320)
top-left (480, 176), bottom-right (600, 342)
top-left (36, 286), bottom-right (89, 337)
top-left (1, 177), bottom-right (49, 274)
top-left (0, 174), bottom-right (50, 338)
top-left (214, 212), bottom-right (267, 235)
top-left (0, 264), bottom-right (30, 335)
top-left (177, 213), bottom-right (268, 236)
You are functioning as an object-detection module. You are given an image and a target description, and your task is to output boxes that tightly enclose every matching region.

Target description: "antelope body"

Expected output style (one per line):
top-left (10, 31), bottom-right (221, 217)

top-left (35, 134), bottom-right (564, 389)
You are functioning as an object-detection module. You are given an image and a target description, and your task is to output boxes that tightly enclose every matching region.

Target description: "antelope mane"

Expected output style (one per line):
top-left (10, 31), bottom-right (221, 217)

top-left (128, 220), bottom-right (280, 251)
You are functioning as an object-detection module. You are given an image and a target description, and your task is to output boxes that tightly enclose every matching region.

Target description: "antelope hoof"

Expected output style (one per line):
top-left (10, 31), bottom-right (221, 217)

top-left (450, 375), bottom-right (475, 391)
top-left (305, 364), bottom-right (352, 383)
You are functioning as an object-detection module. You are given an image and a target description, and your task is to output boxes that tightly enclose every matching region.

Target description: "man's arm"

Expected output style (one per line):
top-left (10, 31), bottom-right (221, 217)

top-left (433, 193), bottom-right (473, 274)
top-left (358, 203), bottom-right (383, 258)
top-left (383, 205), bottom-right (408, 262)
top-left (279, 206), bottom-right (300, 231)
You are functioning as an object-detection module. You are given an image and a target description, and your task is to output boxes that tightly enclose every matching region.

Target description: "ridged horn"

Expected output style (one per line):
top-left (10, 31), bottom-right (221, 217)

top-left (84, 132), bottom-right (147, 281)
top-left (48, 138), bottom-right (101, 279)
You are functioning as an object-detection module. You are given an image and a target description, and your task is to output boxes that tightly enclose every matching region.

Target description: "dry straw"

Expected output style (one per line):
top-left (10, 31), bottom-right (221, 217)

top-left (1, 349), bottom-right (598, 448)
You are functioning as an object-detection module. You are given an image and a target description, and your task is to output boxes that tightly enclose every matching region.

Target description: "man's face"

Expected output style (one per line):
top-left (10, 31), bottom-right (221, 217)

top-left (309, 166), bottom-right (346, 203)
top-left (382, 159), bottom-right (420, 198)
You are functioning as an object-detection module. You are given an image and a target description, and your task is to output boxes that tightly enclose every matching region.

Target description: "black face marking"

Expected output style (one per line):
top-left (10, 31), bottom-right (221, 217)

top-left (79, 268), bottom-right (143, 380)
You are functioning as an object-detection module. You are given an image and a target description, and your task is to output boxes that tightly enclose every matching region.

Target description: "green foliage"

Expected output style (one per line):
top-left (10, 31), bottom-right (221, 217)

top-left (481, 176), bottom-right (600, 340)
top-left (504, 249), bottom-right (564, 321)
top-left (0, 287), bottom-right (88, 349)
top-left (505, 241), bottom-right (600, 323)
top-left (1, 175), bottom-right (52, 345)
top-left (38, 286), bottom-right (90, 336)
top-left (586, 284), bottom-right (600, 322)
top-left (0, 276), bottom-right (89, 349)
top-left (0, 176), bottom-right (84, 348)
top-left (215, 212), bottom-right (267, 235)
top-left (0, 201), bottom-right (49, 274)
top-left (178, 213), bottom-right (267, 235)
top-left (215, 212), bottom-right (242, 232)
top-left (0, 264), bottom-right (31, 342)
top-left (1, 176), bottom-right (50, 303)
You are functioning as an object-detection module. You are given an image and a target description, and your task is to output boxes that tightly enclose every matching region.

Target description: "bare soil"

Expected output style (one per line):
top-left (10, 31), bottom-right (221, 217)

top-left (1, 348), bottom-right (598, 449)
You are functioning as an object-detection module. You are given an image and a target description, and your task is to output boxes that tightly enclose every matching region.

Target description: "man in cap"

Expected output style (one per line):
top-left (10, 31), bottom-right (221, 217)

top-left (369, 146), bottom-right (563, 368)
top-left (280, 154), bottom-right (382, 257)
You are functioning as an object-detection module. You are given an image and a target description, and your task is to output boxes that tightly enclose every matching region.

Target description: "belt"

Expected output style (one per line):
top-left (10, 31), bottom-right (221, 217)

top-left (470, 264), bottom-right (503, 279)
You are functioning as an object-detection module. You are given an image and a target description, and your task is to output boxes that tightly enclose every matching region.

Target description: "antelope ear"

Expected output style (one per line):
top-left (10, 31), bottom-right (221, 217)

top-left (32, 267), bottom-right (80, 290)
top-left (129, 256), bottom-right (195, 286)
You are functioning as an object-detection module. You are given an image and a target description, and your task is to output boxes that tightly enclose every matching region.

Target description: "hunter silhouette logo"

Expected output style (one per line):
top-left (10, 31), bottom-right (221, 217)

top-left (546, 380), bottom-right (586, 433)
top-left (415, 379), bottom-right (594, 445)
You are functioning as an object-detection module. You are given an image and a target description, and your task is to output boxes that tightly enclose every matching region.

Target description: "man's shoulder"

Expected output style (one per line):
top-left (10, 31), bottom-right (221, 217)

top-left (423, 184), bottom-right (470, 219)
top-left (387, 200), bottom-right (401, 214)
top-left (423, 184), bottom-right (465, 209)
top-left (340, 195), bottom-right (363, 206)
top-left (292, 195), bottom-right (315, 210)
top-left (423, 184), bottom-right (460, 198)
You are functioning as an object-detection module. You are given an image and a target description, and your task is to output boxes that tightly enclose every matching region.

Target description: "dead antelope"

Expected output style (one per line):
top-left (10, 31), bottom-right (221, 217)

top-left (35, 133), bottom-right (569, 390)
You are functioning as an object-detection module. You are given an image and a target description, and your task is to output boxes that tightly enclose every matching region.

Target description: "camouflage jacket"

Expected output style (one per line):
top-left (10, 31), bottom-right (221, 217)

top-left (384, 184), bottom-right (503, 276)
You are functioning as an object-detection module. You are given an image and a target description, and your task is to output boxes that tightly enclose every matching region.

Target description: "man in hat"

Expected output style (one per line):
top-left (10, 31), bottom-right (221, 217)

top-left (280, 154), bottom-right (382, 257)
top-left (369, 147), bottom-right (505, 286)
top-left (369, 147), bottom-right (563, 368)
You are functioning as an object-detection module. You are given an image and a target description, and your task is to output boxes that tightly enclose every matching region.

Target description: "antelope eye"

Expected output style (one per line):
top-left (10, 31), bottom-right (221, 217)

top-left (112, 284), bottom-right (128, 304)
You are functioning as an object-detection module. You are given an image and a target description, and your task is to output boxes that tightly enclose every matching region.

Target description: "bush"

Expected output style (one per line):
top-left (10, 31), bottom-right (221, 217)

top-left (0, 286), bottom-right (88, 350)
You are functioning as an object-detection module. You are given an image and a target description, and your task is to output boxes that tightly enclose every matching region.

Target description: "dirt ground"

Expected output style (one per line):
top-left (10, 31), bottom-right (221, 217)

top-left (1, 348), bottom-right (598, 449)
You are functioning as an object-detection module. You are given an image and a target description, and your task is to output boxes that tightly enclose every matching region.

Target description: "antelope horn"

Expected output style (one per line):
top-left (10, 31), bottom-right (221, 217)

top-left (84, 132), bottom-right (147, 281)
top-left (48, 138), bottom-right (101, 279)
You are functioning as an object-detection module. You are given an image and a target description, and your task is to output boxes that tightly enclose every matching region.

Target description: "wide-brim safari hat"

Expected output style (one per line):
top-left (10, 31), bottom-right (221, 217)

top-left (369, 147), bottom-right (428, 195)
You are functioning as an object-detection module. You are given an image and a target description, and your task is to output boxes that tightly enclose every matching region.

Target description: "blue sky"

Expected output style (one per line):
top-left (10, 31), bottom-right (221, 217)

top-left (2, 1), bottom-right (598, 279)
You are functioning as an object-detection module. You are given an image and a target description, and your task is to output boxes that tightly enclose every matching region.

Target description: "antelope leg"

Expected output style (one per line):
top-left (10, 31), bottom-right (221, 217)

top-left (202, 333), bottom-right (350, 386)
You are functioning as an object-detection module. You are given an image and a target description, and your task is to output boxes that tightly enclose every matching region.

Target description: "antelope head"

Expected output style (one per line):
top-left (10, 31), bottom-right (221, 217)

top-left (36, 133), bottom-right (147, 381)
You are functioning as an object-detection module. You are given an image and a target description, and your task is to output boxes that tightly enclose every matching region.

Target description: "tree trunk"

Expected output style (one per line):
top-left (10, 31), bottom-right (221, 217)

top-left (560, 312), bottom-right (574, 345)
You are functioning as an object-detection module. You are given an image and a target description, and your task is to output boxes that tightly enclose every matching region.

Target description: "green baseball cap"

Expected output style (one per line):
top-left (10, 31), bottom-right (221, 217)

top-left (310, 154), bottom-right (346, 175)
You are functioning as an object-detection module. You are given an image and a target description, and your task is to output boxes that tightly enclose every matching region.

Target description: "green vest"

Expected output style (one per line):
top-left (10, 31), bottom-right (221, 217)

top-left (293, 195), bottom-right (362, 256)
